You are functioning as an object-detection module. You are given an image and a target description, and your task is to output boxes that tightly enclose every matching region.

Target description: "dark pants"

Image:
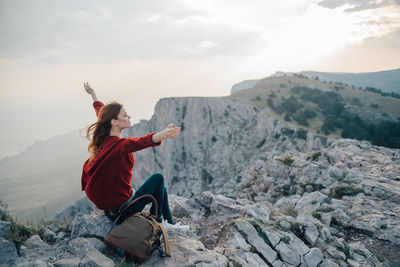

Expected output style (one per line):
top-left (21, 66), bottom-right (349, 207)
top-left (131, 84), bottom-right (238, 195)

top-left (105, 173), bottom-right (174, 224)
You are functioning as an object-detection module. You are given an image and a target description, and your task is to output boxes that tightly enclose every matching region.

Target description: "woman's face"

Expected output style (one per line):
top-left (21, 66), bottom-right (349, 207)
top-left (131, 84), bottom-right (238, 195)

top-left (114, 107), bottom-right (131, 129)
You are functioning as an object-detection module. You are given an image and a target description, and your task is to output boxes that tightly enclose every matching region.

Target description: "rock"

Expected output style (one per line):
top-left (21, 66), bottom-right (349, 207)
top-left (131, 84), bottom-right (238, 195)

top-left (235, 220), bottom-right (277, 264)
top-left (305, 224), bottom-right (319, 245)
top-left (14, 259), bottom-right (53, 267)
top-left (320, 259), bottom-right (340, 267)
top-left (0, 236), bottom-right (18, 265)
top-left (265, 231), bottom-right (281, 248)
top-left (329, 166), bottom-right (344, 179)
top-left (71, 214), bottom-right (112, 239)
top-left (55, 196), bottom-right (96, 222)
top-left (0, 221), bottom-right (11, 236)
top-left (224, 248), bottom-right (266, 266)
top-left (87, 237), bottom-right (108, 250)
top-left (278, 220), bottom-right (291, 230)
top-left (225, 228), bottom-right (251, 251)
top-left (275, 238), bottom-right (301, 266)
top-left (304, 247), bottom-right (324, 267)
top-left (25, 235), bottom-right (51, 249)
top-left (54, 237), bottom-right (114, 267)
top-left (41, 228), bottom-right (57, 243)
top-left (141, 232), bottom-right (228, 266)
top-left (46, 224), bottom-right (60, 233)
top-left (327, 246), bottom-right (346, 260)
top-left (273, 231), bottom-right (310, 266)
top-left (244, 202), bottom-right (271, 224)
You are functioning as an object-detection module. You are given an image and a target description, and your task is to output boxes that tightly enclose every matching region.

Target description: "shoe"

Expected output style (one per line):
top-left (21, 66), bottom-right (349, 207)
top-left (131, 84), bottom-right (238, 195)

top-left (161, 220), bottom-right (190, 232)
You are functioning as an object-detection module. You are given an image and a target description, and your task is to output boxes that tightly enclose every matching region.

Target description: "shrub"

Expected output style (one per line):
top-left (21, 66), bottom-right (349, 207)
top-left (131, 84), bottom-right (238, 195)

top-left (296, 129), bottom-right (307, 140)
top-left (316, 207), bottom-right (334, 213)
top-left (333, 186), bottom-right (364, 199)
top-left (370, 103), bottom-right (379, 108)
top-left (267, 98), bottom-right (275, 108)
top-left (312, 210), bottom-right (321, 219)
top-left (281, 96), bottom-right (303, 113)
top-left (252, 95), bottom-right (262, 101)
top-left (278, 155), bottom-right (294, 166)
top-left (281, 236), bottom-right (290, 244)
top-left (311, 151), bottom-right (321, 161)
top-left (282, 206), bottom-right (298, 217)
top-left (2, 206), bottom-right (37, 248)
top-left (303, 108), bottom-right (317, 118)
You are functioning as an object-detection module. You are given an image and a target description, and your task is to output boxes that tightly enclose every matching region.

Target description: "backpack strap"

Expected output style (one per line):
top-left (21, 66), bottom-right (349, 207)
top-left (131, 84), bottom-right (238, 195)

top-left (123, 194), bottom-right (158, 218)
top-left (158, 223), bottom-right (171, 257)
top-left (112, 194), bottom-right (159, 227)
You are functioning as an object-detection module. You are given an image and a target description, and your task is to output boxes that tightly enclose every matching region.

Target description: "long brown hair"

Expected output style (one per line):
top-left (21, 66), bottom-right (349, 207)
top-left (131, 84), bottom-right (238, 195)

top-left (86, 101), bottom-right (123, 163)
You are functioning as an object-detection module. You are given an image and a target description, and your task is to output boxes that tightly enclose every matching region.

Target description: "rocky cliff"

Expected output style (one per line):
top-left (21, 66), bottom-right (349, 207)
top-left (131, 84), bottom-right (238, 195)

top-left (123, 97), bottom-right (328, 198)
top-left (1, 96), bottom-right (399, 266)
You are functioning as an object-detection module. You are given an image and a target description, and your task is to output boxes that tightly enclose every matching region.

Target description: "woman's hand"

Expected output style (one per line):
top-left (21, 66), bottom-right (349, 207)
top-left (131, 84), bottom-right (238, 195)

top-left (84, 82), bottom-right (98, 101)
top-left (84, 82), bottom-right (95, 94)
top-left (152, 124), bottom-right (181, 143)
top-left (164, 124), bottom-right (181, 139)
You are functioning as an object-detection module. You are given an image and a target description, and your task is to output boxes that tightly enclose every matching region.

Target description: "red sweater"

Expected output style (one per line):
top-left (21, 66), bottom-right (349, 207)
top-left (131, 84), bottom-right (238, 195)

top-left (81, 101), bottom-right (161, 210)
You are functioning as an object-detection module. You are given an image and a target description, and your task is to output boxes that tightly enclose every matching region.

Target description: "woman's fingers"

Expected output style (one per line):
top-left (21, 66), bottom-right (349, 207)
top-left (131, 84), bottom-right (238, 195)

top-left (165, 126), bottom-right (180, 139)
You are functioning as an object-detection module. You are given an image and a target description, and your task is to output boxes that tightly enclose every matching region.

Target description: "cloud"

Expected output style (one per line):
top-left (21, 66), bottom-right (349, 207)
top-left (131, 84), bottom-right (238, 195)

top-left (0, 0), bottom-right (264, 63)
top-left (320, 28), bottom-right (400, 71)
top-left (317, 0), bottom-right (399, 12)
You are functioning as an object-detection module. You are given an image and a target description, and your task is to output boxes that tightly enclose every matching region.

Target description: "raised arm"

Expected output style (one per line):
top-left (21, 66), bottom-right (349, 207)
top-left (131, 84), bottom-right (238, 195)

top-left (84, 82), bottom-right (103, 117)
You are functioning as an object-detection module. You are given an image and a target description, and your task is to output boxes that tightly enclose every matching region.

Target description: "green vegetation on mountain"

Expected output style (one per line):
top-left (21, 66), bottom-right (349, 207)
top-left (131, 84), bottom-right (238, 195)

top-left (228, 75), bottom-right (400, 149)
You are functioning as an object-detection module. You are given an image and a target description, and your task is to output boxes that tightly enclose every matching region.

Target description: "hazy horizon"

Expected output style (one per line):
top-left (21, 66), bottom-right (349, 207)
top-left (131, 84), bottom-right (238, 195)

top-left (1, 0), bottom-right (400, 159)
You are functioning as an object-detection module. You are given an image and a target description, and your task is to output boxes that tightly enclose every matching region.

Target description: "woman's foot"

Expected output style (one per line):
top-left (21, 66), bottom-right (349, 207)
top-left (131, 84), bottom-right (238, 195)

top-left (161, 220), bottom-right (189, 231)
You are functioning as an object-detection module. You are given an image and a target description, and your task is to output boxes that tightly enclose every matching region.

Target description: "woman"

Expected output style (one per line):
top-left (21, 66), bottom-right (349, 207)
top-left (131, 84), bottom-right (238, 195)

top-left (81, 82), bottom-right (180, 225)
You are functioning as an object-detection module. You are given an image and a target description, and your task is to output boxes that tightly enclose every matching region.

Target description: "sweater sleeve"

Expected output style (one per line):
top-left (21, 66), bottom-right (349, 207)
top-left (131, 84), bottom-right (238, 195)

top-left (120, 133), bottom-right (161, 154)
top-left (93, 101), bottom-right (104, 117)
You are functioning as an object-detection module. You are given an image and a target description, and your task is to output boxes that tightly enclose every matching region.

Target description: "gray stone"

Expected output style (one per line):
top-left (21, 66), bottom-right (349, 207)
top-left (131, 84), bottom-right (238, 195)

top-left (265, 230), bottom-right (281, 248)
top-left (54, 237), bottom-right (114, 267)
top-left (225, 228), bottom-right (251, 251)
top-left (275, 239), bottom-right (301, 266)
top-left (327, 246), bottom-right (346, 260)
top-left (141, 235), bottom-right (228, 267)
top-left (25, 235), bottom-right (51, 249)
top-left (244, 202), bottom-right (271, 224)
top-left (304, 248), bottom-right (324, 267)
top-left (235, 220), bottom-right (277, 264)
top-left (304, 224), bottom-right (319, 245)
top-left (0, 221), bottom-right (11, 236)
top-left (14, 259), bottom-right (53, 267)
top-left (224, 248), bottom-right (266, 267)
top-left (41, 228), bottom-right (57, 242)
top-left (71, 214), bottom-right (112, 239)
top-left (0, 236), bottom-right (18, 265)
top-left (319, 259), bottom-right (340, 267)
top-left (87, 237), bottom-right (108, 250)
top-left (329, 166), bottom-right (344, 179)
top-left (279, 220), bottom-right (291, 230)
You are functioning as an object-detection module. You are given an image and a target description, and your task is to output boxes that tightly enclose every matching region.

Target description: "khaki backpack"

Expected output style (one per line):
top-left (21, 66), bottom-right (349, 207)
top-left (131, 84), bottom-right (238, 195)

top-left (104, 194), bottom-right (171, 262)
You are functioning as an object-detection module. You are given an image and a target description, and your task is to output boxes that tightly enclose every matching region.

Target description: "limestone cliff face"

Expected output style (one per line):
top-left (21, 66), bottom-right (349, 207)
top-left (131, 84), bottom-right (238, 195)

top-left (123, 97), bottom-right (328, 198)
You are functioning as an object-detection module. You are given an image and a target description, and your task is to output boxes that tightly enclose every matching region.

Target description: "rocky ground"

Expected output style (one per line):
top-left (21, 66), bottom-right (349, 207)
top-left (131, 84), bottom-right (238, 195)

top-left (1, 96), bottom-right (399, 266)
top-left (1, 182), bottom-right (399, 266)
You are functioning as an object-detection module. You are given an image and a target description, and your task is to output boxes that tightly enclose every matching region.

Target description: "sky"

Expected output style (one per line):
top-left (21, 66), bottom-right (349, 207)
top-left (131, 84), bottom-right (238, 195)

top-left (0, 0), bottom-right (399, 159)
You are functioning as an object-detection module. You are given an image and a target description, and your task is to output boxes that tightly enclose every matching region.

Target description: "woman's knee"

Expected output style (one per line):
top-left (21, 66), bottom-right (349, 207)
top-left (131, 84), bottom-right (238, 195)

top-left (150, 172), bottom-right (164, 187)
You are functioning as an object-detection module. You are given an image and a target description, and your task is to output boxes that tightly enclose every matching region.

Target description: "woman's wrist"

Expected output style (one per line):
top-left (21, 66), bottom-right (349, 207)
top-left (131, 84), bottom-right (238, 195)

top-left (91, 93), bottom-right (98, 102)
top-left (152, 132), bottom-right (164, 143)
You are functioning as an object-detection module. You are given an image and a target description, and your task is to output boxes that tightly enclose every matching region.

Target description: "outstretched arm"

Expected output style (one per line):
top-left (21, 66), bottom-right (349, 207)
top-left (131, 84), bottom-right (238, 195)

top-left (152, 124), bottom-right (181, 143)
top-left (119, 124), bottom-right (180, 154)
top-left (84, 82), bottom-right (103, 117)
